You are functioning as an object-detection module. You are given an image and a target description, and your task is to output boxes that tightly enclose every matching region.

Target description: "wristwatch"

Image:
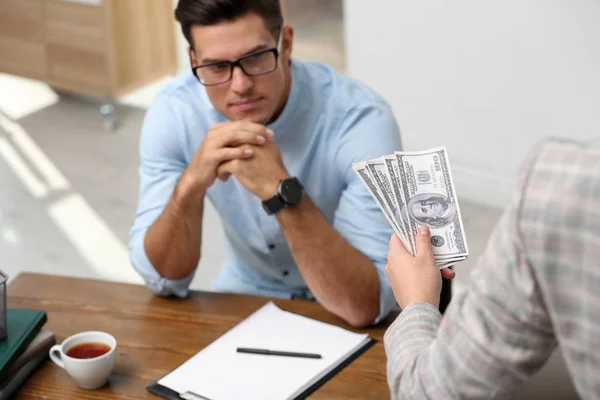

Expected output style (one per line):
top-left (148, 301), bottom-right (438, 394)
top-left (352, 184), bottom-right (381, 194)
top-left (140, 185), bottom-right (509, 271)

top-left (262, 177), bottom-right (305, 215)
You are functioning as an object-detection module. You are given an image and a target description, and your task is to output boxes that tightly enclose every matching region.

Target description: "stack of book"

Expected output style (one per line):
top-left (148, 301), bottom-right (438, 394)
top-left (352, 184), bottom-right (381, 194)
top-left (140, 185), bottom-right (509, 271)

top-left (0, 309), bottom-right (54, 399)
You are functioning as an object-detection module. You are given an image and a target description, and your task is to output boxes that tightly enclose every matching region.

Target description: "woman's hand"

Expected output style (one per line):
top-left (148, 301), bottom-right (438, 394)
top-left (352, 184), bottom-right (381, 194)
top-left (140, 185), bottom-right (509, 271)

top-left (385, 226), bottom-right (455, 310)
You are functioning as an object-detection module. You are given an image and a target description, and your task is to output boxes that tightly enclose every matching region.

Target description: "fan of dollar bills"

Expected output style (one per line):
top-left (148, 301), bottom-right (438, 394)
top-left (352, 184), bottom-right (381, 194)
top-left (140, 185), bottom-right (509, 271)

top-left (353, 146), bottom-right (469, 269)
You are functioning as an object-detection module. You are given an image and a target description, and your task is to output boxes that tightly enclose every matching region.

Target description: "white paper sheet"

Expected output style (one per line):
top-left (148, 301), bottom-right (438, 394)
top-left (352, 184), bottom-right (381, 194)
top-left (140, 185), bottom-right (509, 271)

top-left (158, 302), bottom-right (371, 400)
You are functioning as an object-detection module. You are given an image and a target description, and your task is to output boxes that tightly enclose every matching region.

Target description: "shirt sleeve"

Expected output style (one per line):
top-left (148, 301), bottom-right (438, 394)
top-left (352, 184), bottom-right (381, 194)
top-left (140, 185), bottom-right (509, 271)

top-left (383, 144), bottom-right (558, 399)
top-left (332, 102), bottom-right (403, 324)
top-left (128, 95), bottom-right (196, 297)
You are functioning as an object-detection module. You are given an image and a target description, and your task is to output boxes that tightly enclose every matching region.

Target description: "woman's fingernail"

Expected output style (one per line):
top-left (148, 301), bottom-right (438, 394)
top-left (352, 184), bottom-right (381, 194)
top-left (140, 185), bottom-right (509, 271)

top-left (266, 128), bottom-right (275, 138)
top-left (244, 148), bottom-right (253, 156)
top-left (419, 226), bottom-right (430, 235)
top-left (256, 135), bottom-right (266, 144)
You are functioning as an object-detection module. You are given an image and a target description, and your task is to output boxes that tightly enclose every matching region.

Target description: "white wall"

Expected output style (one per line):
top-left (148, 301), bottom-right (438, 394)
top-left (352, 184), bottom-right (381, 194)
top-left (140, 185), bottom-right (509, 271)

top-left (344, 0), bottom-right (600, 208)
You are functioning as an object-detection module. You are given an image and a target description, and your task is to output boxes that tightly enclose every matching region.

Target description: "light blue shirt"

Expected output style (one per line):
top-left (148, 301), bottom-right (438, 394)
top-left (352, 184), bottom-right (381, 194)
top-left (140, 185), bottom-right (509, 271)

top-left (129, 59), bottom-right (403, 323)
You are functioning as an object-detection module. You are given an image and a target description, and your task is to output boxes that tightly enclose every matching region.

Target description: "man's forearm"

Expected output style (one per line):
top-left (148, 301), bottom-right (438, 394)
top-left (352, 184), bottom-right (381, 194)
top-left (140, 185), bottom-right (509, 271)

top-left (277, 195), bottom-right (381, 327)
top-left (144, 178), bottom-right (204, 280)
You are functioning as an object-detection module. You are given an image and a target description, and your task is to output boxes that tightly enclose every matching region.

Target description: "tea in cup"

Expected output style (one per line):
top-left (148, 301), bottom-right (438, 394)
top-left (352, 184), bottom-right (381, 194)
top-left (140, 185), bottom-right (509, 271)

top-left (49, 331), bottom-right (117, 389)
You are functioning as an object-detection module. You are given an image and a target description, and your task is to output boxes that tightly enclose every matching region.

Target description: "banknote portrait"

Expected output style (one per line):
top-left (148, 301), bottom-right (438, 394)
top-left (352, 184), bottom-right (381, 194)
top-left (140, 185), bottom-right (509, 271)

top-left (405, 193), bottom-right (457, 229)
top-left (354, 147), bottom-right (469, 263)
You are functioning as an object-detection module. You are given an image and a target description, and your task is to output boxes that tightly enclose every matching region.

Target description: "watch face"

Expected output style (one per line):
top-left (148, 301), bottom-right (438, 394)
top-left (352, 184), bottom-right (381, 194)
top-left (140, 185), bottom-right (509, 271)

top-left (279, 178), bottom-right (304, 205)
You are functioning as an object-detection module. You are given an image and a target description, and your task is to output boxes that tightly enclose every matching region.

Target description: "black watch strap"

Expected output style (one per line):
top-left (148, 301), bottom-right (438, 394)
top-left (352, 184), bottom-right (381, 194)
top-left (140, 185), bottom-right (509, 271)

top-left (262, 194), bottom-right (286, 216)
top-left (262, 177), bottom-right (304, 215)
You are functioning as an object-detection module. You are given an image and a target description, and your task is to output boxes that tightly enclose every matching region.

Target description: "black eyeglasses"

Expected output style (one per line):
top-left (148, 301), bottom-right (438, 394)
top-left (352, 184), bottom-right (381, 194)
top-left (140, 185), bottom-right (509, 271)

top-left (190, 48), bottom-right (280, 86)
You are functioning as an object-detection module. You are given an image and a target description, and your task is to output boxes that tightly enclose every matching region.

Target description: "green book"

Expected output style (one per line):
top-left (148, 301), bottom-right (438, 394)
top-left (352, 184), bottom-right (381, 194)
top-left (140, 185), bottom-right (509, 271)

top-left (0, 309), bottom-right (47, 382)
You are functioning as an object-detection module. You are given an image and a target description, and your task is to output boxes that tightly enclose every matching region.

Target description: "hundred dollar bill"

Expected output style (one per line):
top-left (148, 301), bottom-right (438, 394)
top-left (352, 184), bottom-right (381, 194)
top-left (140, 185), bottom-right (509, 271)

top-left (366, 158), bottom-right (411, 252)
top-left (383, 155), bottom-right (455, 263)
top-left (437, 261), bottom-right (460, 269)
top-left (382, 155), bottom-right (416, 255)
top-left (352, 162), bottom-right (412, 251)
top-left (394, 146), bottom-right (469, 259)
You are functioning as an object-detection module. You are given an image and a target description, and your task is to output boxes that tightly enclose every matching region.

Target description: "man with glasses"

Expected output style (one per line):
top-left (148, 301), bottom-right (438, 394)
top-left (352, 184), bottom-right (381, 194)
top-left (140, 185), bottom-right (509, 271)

top-left (129, 0), bottom-right (431, 327)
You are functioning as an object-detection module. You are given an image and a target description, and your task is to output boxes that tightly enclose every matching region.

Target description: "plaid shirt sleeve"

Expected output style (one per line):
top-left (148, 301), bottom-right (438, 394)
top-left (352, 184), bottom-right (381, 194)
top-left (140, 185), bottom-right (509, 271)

top-left (384, 138), bottom-right (600, 399)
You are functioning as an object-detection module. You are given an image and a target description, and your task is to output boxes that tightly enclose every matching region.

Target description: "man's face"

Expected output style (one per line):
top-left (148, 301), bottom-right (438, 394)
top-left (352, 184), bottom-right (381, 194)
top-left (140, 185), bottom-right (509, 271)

top-left (411, 200), bottom-right (444, 219)
top-left (189, 13), bottom-right (292, 124)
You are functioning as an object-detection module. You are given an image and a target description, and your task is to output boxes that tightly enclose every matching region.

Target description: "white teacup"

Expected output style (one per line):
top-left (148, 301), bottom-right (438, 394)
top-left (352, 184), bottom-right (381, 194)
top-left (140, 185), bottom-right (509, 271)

top-left (49, 331), bottom-right (117, 389)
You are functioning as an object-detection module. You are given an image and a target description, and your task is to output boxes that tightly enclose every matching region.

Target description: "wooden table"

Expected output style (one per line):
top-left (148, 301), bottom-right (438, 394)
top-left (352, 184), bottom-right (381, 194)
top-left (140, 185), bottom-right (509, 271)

top-left (7, 273), bottom-right (395, 399)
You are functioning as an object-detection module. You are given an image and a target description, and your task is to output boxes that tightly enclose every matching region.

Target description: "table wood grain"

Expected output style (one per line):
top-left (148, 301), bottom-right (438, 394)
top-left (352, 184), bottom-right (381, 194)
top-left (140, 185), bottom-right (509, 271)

top-left (7, 273), bottom-right (395, 399)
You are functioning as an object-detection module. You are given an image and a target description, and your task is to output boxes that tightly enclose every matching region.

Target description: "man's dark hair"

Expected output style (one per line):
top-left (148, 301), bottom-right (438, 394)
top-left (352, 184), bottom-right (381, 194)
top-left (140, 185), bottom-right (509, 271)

top-left (175, 0), bottom-right (283, 47)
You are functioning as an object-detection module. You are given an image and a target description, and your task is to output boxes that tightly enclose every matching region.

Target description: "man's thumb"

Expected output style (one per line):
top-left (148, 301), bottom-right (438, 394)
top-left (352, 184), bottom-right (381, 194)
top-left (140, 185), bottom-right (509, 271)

top-left (416, 226), bottom-right (433, 258)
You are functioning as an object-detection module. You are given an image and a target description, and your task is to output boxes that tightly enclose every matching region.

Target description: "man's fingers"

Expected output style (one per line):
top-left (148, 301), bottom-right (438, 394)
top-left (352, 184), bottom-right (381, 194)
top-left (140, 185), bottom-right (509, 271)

top-left (216, 161), bottom-right (232, 180)
top-left (212, 122), bottom-right (274, 148)
top-left (415, 226), bottom-right (434, 259)
top-left (441, 268), bottom-right (456, 280)
top-left (215, 146), bottom-right (253, 163)
top-left (230, 120), bottom-right (273, 136)
top-left (218, 130), bottom-right (271, 148)
top-left (238, 120), bottom-right (275, 140)
top-left (218, 172), bottom-right (232, 181)
top-left (214, 143), bottom-right (256, 178)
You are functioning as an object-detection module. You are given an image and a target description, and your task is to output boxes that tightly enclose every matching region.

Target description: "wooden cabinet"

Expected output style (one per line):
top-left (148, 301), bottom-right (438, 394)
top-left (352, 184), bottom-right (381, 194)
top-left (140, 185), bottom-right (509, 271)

top-left (0, 0), bottom-right (46, 79)
top-left (0, 0), bottom-right (177, 100)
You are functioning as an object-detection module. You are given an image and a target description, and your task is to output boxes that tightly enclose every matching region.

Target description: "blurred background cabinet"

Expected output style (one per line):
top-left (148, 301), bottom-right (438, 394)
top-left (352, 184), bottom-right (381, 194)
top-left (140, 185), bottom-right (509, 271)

top-left (0, 0), bottom-right (178, 129)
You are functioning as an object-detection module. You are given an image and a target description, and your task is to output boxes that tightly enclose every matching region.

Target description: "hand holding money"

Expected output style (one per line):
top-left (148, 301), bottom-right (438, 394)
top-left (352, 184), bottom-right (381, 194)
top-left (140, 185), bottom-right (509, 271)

top-left (353, 146), bottom-right (469, 268)
top-left (386, 225), bottom-right (456, 308)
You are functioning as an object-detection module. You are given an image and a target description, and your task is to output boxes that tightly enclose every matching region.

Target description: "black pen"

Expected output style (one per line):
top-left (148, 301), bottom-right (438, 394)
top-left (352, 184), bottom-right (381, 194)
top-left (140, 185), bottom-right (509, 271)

top-left (237, 347), bottom-right (322, 359)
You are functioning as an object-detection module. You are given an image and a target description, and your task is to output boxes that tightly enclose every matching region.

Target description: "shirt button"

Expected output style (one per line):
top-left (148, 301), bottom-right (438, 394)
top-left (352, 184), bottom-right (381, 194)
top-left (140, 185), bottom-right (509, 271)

top-left (282, 270), bottom-right (289, 276)
top-left (268, 244), bottom-right (276, 250)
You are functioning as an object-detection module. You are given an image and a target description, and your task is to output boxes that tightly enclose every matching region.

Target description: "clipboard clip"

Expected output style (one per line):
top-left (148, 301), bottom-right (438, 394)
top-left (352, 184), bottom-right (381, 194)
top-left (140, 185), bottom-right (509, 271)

top-left (181, 391), bottom-right (213, 400)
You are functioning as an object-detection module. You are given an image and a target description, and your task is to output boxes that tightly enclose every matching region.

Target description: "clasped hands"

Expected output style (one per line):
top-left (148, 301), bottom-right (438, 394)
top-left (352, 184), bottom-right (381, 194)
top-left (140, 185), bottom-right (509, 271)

top-left (184, 121), bottom-right (290, 201)
top-left (186, 121), bottom-right (456, 308)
